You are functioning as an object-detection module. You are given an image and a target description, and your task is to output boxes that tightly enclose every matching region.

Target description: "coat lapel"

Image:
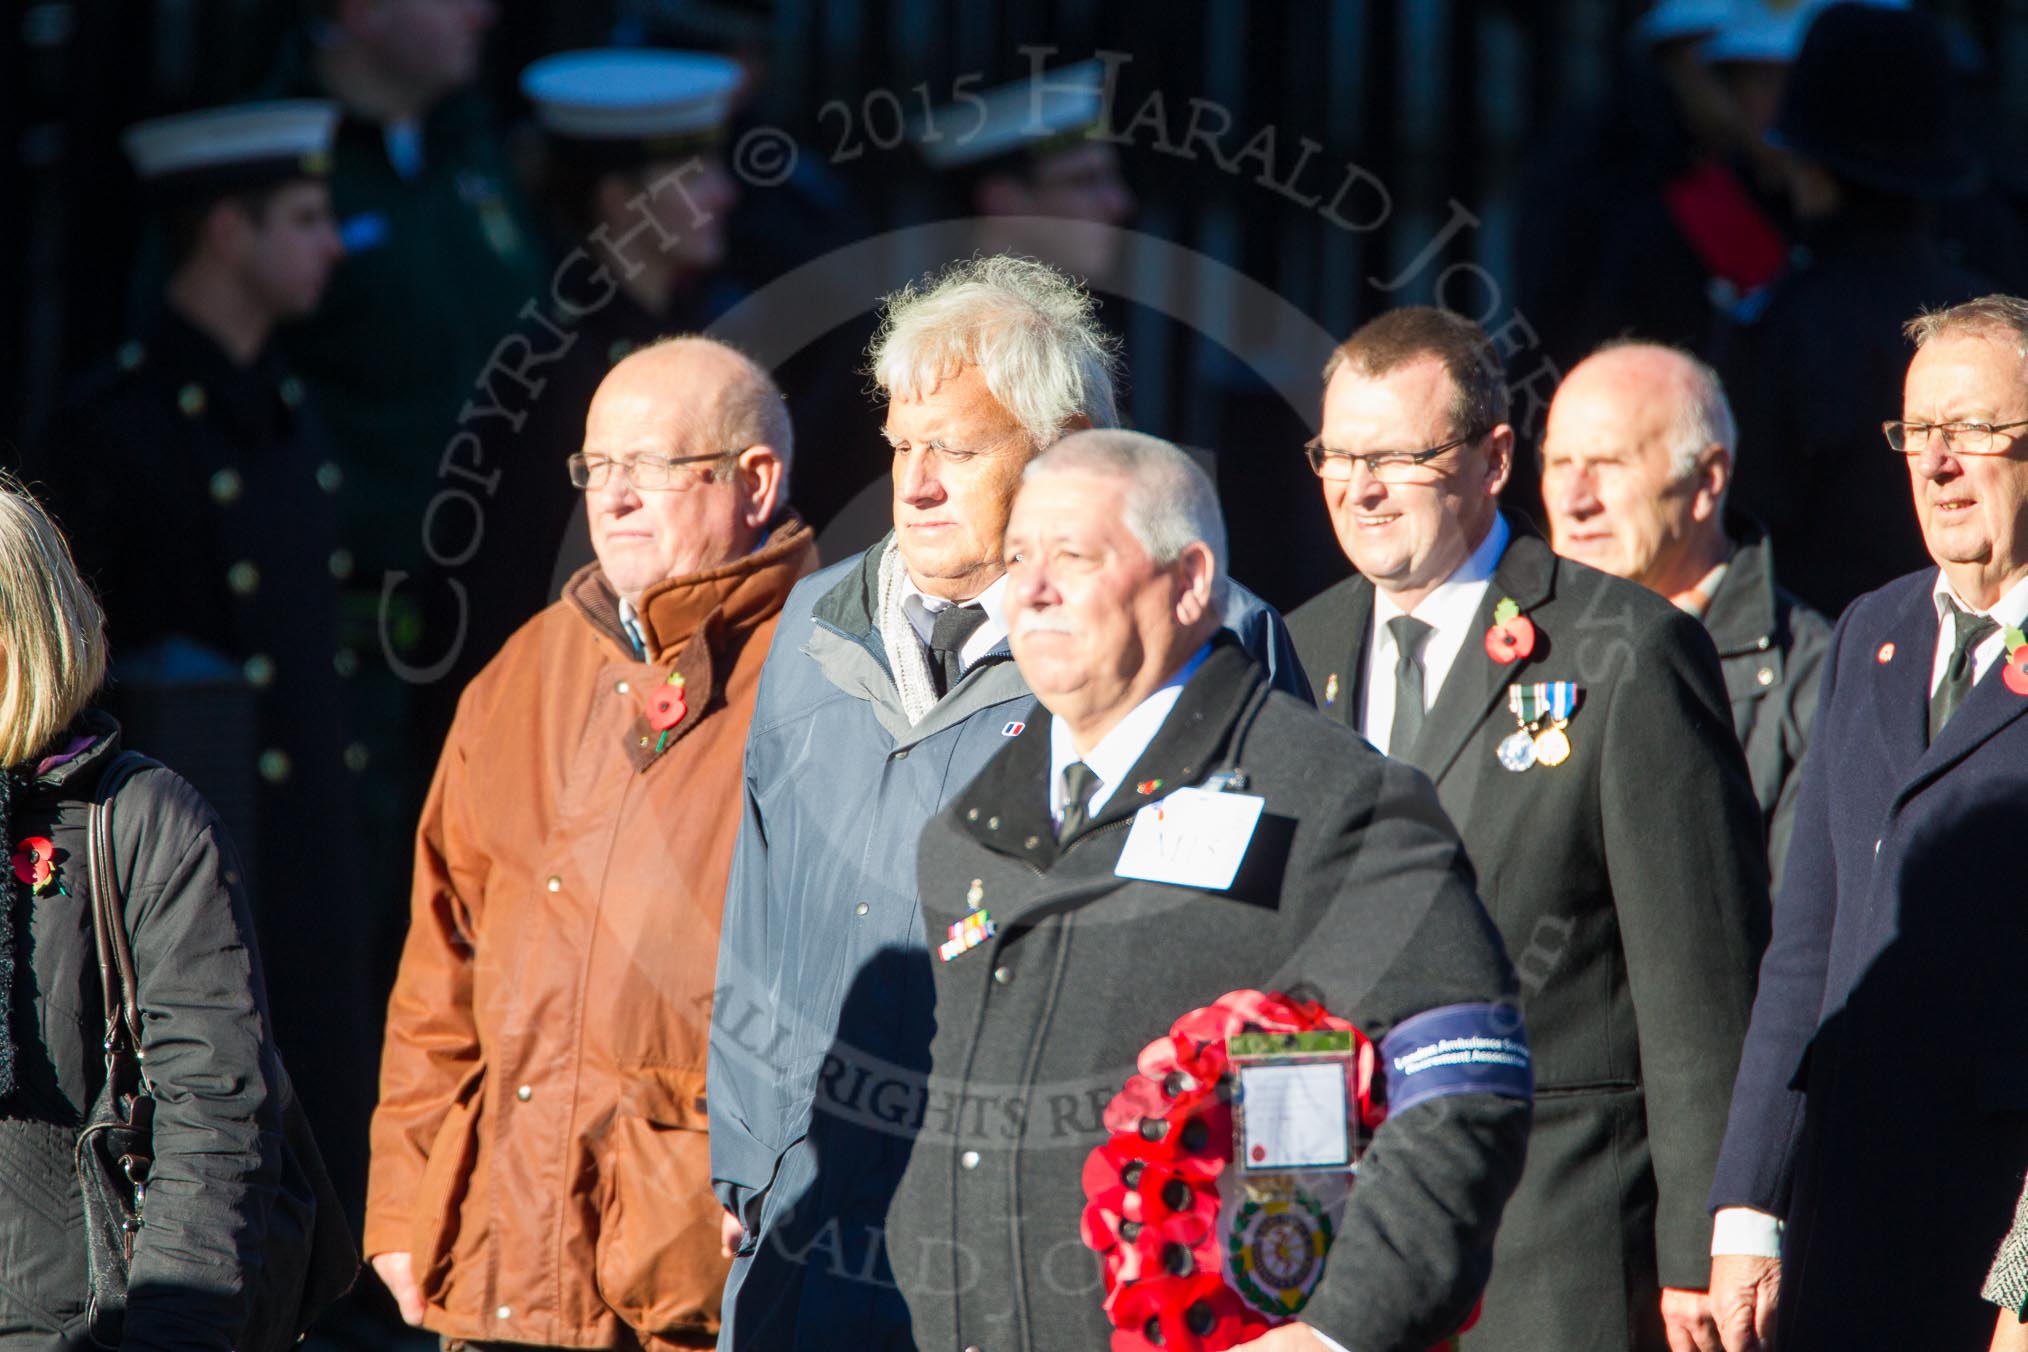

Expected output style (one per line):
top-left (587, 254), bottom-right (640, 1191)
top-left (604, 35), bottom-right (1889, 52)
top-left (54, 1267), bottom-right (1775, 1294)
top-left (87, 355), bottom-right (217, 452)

top-left (1897, 630), bottom-right (2028, 809)
top-left (1405, 531), bottom-right (1557, 786)
top-left (1874, 579), bottom-right (1936, 775)
top-left (1326, 580), bottom-right (1375, 730)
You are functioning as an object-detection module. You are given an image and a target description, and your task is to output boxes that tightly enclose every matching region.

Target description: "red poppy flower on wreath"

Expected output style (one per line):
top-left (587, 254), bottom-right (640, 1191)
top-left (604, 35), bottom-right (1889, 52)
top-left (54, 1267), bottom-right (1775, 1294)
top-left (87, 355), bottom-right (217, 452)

top-left (1483, 596), bottom-right (1536, 665)
top-left (11, 836), bottom-right (65, 896)
top-left (1081, 989), bottom-right (1394, 1350)
top-left (2003, 626), bottom-right (2028, 697)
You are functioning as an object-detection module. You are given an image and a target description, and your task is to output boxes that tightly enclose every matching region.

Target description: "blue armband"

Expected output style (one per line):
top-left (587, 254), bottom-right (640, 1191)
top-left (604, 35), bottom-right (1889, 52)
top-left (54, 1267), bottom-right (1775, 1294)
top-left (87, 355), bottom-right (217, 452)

top-left (1378, 1002), bottom-right (1533, 1115)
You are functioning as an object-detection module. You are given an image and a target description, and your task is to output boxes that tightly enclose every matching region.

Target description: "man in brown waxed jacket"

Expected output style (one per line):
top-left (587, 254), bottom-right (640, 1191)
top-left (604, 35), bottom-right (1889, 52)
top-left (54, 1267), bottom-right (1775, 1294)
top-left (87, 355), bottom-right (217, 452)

top-left (365, 337), bottom-right (816, 1350)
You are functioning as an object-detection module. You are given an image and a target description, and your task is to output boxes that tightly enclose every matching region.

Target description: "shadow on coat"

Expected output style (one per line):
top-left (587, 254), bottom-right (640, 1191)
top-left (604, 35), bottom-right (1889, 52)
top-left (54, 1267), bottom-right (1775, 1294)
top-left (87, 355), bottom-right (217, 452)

top-left (729, 945), bottom-right (934, 1351)
top-left (1775, 796), bottom-right (2028, 1346)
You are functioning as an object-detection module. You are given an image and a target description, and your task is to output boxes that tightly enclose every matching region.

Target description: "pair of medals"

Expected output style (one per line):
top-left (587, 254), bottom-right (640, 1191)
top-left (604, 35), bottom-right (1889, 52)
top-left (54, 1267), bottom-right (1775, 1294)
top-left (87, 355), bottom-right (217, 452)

top-left (1497, 682), bottom-right (1580, 773)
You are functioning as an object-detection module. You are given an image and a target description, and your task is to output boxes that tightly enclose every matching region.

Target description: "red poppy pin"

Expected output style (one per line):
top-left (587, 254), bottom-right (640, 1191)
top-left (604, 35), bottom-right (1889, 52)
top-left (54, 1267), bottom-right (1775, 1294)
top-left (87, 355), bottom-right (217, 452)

top-left (1483, 596), bottom-right (1536, 665)
top-left (645, 670), bottom-right (689, 752)
top-left (12, 836), bottom-right (66, 896)
top-left (2004, 625), bottom-right (2028, 696)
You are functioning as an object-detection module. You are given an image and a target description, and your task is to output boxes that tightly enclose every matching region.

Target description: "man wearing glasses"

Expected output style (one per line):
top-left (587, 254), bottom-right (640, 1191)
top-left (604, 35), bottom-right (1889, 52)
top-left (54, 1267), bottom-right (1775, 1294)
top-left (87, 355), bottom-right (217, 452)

top-left (1285, 307), bottom-right (1769, 1352)
top-left (1709, 295), bottom-right (2028, 1352)
top-left (366, 336), bottom-right (815, 1350)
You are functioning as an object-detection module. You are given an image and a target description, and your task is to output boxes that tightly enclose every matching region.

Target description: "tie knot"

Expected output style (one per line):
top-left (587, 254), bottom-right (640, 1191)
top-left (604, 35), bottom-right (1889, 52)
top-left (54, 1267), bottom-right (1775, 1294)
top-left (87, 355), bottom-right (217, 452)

top-left (1943, 596), bottom-right (2000, 658)
top-left (1388, 614), bottom-right (1434, 663)
top-left (1062, 760), bottom-right (1101, 806)
top-left (930, 602), bottom-right (989, 657)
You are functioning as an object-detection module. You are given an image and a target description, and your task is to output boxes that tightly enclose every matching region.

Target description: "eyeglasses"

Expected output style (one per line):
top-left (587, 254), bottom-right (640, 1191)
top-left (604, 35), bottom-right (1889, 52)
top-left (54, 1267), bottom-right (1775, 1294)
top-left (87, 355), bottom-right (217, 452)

top-left (1882, 420), bottom-right (2028, 455)
top-left (567, 450), bottom-right (735, 491)
top-left (1303, 429), bottom-right (1488, 484)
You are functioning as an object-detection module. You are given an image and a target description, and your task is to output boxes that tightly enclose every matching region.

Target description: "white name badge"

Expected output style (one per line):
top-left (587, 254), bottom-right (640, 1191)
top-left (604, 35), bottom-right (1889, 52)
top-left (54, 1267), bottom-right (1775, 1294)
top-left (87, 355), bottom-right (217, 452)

top-left (1113, 786), bottom-right (1265, 890)
top-left (1237, 1061), bottom-right (1352, 1170)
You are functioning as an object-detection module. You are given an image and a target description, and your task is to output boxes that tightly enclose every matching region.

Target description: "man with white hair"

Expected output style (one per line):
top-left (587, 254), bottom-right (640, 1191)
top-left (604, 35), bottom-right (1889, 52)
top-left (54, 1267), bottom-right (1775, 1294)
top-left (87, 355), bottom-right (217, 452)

top-left (886, 429), bottom-right (1530, 1351)
top-left (707, 256), bottom-right (1304, 1348)
top-left (1543, 341), bottom-right (1830, 886)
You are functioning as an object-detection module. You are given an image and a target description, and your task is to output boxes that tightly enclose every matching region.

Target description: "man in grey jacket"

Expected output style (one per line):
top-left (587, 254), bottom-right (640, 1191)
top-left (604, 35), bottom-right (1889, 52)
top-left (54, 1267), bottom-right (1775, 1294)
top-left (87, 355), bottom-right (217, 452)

top-left (707, 257), bottom-right (1304, 1349)
top-left (1541, 341), bottom-right (1830, 887)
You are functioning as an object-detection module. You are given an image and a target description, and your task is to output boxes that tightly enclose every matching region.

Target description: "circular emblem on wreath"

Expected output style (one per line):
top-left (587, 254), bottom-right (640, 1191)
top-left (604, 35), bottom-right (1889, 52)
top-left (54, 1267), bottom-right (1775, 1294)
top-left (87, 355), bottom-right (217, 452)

top-left (1225, 1188), bottom-right (1334, 1318)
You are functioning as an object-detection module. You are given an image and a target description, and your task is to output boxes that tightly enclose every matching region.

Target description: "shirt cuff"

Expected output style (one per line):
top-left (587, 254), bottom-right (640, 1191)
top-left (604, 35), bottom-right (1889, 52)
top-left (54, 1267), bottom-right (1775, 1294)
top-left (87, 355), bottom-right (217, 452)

top-left (1710, 1206), bottom-right (1784, 1259)
top-left (1310, 1327), bottom-right (1351, 1352)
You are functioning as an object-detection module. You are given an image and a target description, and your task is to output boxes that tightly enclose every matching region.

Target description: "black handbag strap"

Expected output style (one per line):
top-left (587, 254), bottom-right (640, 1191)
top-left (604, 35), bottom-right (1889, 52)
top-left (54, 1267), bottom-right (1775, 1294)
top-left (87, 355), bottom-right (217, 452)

top-left (86, 753), bottom-right (152, 1068)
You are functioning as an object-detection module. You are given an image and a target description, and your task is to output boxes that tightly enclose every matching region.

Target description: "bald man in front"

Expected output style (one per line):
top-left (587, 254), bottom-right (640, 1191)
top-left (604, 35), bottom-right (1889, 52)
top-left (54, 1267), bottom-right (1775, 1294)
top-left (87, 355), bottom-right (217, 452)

top-left (367, 337), bottom-right (818, 1351)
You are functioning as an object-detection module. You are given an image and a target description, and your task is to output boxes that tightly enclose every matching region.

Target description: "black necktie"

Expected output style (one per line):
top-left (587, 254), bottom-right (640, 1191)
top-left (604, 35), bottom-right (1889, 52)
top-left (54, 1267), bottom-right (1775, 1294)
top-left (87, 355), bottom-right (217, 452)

top-left (1387, 615), bottom-right (1435, 758)
top-left (1930, 597), bottom-right (2000, 743)
top-left (1058, 761), bottom-right (1102, 841)
top-left (928, 603), bottom-right (989, 696)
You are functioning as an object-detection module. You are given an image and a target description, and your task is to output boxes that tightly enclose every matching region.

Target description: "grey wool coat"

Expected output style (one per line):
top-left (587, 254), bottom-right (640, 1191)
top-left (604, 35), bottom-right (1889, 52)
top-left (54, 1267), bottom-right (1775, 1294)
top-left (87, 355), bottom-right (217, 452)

top-left (1288, 526), bottom-right (1771, 1352)
top-left (1699, 516), bottom-right (1831, 892)
top-left (875, 639), bottom-right (1533, 1352)
top-left (706, 540), bottom-right (1306, 1350)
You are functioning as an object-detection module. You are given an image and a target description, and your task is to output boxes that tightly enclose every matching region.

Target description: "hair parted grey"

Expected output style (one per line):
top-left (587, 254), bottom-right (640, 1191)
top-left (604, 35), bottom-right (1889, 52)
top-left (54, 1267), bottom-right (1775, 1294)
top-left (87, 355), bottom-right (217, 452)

top-left (1904, 294), bottom-right (2028, 358)
top-left (1024, 428), bottom-right (1228, 606)
top-left (867, 254), bottom-right (1122, 449)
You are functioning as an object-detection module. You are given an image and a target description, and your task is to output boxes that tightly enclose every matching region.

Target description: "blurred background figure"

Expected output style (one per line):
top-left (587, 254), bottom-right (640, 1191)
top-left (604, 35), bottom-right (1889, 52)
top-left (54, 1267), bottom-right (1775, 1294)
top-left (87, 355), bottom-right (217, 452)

top-left (914, 58), bottom-right (1136, 288)
top-left (268, 0), bottom-right (548, 1037)
top-left (22, 98), bottom-right (381, 1254)
top-left (419, 46), bottom-right (745, 719)
top-left (1513, 0), bottom-right (1791, 383)
top-left (1713, 0), bottom-right (2001, 615)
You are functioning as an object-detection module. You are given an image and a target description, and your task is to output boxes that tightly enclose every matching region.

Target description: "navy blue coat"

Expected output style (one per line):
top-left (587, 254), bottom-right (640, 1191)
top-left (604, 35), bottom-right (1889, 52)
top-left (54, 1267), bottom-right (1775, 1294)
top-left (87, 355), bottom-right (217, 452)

top-left (1710, 568), bottom-right (2028, 1346)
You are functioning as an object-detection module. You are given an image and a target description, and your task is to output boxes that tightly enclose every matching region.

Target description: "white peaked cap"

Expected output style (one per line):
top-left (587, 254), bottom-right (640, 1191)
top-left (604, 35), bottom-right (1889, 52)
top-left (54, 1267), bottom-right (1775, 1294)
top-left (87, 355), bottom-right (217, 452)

top-left (913, 60), bottom-right (1109, 171)
top-left (522, 49), bottom-right (742, 140)
top-left (123, 100), bottom-right (339, 183)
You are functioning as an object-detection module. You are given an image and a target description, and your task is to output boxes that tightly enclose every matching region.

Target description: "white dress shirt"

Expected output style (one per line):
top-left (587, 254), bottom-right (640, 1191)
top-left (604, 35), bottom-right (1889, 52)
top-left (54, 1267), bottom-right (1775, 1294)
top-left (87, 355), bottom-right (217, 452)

top-left (1360, 513), bottom-right (1511, 755)
top-left (1929, 568), bottom-right (2028, 694)
top-left (1047, 645), bottom-right (1211, 826)
top-left (617, 596), bottom-right (648, 657)
top-left (902, 572), bottom-right (1011, 674)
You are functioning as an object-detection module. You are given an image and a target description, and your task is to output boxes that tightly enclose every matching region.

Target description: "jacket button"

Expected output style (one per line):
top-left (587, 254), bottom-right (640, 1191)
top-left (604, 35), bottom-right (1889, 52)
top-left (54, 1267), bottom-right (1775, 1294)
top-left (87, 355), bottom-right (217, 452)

top-left (854, 902), bottom-right (869, 916)
top-left (616, 680), bottom-right (631, 694)
top-left (243, 654), bottom-right (276, 689)
top-left (496, 1305), bottom-right (512, 1320)
top-left (516, 1085), bottom-right (532, 1101)
top-left (227, 560), bottom-right (260, 596)
top-left (258, 749), bottom-right (291, 784)
top-left (986, 816), bottom-right (1000, 830)
top-left (965, 1346), bottom-right (983, 1352)
top-left (333, 648), bottom-right (359, 678)
top-left (893, 749), bottom-right (909, 761)
top-left (960, 1150), bottom-right (980, 1170)
top-left (209, 468), bottom-right (243, 504)
top-left (328, 548), bottom-right (355, 580)
top-left (344, 741), bottom-right (370, 773)
top-left (1756, 667), bottom-right (1775, 687)
top-left (993, 966), bottom-right (1013, 985)
top-left (316, 461), bottom-right (344, 494)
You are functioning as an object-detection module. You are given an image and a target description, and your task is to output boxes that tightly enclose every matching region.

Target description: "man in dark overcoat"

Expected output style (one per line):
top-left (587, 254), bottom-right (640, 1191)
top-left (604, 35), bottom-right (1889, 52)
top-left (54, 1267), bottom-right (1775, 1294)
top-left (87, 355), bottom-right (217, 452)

top-left (881, 428), bottom-right (1532, 1352)
top-left (1707, 294), bottom-right (2028, 1351)
top-left (1285, 307), bottom-right (1770, 1352)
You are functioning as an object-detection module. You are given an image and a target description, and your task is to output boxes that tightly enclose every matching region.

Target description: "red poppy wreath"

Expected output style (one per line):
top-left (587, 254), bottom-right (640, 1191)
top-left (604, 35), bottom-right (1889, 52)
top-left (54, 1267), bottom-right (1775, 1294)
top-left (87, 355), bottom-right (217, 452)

top-left (1079, 989), bottom-right (1479, 1352)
